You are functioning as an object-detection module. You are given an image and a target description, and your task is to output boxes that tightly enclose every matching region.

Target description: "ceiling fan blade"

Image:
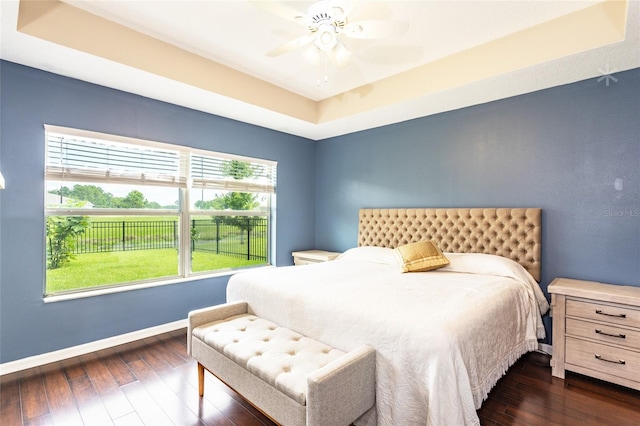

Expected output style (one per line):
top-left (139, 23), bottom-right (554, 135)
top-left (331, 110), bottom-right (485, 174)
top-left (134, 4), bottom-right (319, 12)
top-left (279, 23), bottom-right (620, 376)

top-left (326, 0), bottom-right (353, 21)
top-left (342, 20), bottom-right (409, 39)
top-left (249, 0), bottom-right (305, 25)
top-left (267, 35), bottom-right (316, 57)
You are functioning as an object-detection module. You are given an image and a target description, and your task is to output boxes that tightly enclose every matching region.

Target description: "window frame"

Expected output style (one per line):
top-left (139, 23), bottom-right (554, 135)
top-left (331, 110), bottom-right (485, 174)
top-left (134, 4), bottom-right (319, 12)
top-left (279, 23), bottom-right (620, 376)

top-left (44, 125), bottom-right (276, 298)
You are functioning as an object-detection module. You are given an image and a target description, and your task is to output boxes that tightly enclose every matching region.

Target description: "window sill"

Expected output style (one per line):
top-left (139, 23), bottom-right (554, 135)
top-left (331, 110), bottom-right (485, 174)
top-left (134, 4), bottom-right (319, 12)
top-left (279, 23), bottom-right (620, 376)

top-left (43, 265), bottom-right (274, 303)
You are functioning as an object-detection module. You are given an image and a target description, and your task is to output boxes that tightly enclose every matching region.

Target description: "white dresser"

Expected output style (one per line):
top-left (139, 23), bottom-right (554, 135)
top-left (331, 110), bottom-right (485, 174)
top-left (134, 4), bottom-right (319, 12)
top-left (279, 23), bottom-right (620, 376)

top-left (549, 278), bottom-right (640, 391)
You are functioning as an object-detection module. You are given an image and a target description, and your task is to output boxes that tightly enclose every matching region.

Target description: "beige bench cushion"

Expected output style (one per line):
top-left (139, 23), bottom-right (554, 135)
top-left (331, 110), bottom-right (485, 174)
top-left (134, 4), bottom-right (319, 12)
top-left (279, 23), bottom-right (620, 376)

top-left (193, 314), bottom-right (345, 405)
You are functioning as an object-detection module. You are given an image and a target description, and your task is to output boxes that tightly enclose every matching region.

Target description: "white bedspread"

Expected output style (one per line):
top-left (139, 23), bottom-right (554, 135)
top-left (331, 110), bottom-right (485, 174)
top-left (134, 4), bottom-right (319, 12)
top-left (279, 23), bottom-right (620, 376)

top-left (226, 249), bottom-right (548, 426)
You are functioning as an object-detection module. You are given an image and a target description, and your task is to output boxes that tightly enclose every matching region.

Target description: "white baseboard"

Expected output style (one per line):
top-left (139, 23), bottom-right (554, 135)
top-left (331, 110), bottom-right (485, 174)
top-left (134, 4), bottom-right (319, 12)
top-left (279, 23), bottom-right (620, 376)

top-left (0, 319), bottom-right (188, 376)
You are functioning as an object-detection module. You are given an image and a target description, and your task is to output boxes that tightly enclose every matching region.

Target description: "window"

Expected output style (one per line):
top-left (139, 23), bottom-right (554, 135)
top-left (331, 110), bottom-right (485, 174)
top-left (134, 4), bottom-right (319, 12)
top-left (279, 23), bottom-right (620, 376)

top-left (44, 125), bottom-right (275, 296)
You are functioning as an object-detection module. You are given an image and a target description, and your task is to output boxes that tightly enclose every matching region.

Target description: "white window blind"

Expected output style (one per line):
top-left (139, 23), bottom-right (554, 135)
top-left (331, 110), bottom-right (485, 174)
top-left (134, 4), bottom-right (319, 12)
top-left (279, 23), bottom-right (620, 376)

top-left (190, 153), bottom-right (276, 194)
top-left (46, 131), bottom-right (189, 188)
top-left (45, 126), bottom-right (276, 193)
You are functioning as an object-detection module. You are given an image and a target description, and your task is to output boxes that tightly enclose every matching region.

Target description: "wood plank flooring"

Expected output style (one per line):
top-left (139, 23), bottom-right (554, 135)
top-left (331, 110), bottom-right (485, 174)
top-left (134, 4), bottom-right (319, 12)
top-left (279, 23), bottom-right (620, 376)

top-left (2, 329), bottom-right (639, 425)
top-left (477, 351), bottom-right (640, 425)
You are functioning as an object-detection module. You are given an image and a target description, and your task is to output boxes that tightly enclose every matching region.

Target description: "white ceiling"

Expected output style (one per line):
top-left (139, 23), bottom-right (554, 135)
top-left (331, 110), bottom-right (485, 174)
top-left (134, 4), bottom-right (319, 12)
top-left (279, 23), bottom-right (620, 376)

top-left (1, 0), bottom-right (639, 140)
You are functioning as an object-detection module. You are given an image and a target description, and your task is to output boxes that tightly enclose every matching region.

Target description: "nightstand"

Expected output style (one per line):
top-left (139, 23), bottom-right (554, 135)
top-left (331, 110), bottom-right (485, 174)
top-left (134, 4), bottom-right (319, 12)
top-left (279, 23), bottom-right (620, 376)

top-left (548, 278), bottom-right (640, 391)
top-left (291, 250), bottom-right (341, 266)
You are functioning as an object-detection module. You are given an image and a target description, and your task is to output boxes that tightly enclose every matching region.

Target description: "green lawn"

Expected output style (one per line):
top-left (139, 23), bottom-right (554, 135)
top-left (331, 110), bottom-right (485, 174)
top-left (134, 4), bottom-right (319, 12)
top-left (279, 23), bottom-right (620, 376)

top-left (46, 249), bottom-right (266, 294)
top-left (191, 250), bottom-right (265, 272)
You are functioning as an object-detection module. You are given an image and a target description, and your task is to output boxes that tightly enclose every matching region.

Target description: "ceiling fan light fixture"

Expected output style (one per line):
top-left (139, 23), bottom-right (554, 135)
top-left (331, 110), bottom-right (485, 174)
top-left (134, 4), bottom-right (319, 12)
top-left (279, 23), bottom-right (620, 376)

top-left (332, 41), bottom-right (352, 67)
top-left (315, 24), bottom-right (337, 51)
top-left (303, 44), bottom-right (321, 65)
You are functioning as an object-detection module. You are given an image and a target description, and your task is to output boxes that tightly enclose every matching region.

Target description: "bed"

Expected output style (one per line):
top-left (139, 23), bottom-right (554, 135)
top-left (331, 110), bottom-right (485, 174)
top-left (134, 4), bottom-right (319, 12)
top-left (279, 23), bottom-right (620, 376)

top-left (226, 208), bottom-right (550, 426)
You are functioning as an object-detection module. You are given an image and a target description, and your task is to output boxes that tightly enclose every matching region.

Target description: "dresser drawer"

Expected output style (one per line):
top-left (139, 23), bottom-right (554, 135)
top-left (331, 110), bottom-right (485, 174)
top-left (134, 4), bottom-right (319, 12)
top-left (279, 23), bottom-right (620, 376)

top-left (565, 337), bottom-right (640, 383)
top-left (566, 299), bottom-right (640, 328)
top-left (566, 318), bottom-right (640, 349)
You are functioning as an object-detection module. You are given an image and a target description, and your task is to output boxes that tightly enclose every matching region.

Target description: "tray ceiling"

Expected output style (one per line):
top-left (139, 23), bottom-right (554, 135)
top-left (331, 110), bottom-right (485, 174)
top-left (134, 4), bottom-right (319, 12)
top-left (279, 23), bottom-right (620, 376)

top-left (2, 0), bottom-right (638, 140)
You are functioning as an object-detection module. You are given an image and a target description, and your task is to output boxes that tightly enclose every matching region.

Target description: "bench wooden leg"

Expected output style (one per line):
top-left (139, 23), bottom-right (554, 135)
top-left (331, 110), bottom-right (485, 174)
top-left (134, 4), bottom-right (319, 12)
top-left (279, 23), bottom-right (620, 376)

top-left (197, 362), bottom-right (205, 396)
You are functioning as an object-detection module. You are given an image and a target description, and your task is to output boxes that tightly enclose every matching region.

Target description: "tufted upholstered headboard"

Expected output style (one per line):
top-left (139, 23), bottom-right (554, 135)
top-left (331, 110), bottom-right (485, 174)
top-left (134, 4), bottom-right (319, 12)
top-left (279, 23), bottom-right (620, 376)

top-left (358, 208), bottom-right (542, 282)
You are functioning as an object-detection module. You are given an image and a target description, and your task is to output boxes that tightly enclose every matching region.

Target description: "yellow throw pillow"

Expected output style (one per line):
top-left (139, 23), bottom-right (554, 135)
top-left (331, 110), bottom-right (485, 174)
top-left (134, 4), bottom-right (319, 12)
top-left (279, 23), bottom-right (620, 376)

top-left (394, 240), bottom-right (450, 273)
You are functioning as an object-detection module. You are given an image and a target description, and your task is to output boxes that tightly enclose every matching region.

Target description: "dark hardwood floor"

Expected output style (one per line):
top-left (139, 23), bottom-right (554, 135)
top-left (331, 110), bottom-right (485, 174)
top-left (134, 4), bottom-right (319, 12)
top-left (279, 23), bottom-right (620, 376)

top-left (477, 351), bottom-right (640, 425)
top-left (1, 329), bottom-right (639, 425)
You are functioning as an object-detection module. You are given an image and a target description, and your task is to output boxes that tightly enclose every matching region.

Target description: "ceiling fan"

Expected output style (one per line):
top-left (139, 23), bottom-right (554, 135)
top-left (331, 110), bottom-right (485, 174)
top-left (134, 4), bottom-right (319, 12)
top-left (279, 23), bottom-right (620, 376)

top-left (254, 0), bottom-right (410, 69)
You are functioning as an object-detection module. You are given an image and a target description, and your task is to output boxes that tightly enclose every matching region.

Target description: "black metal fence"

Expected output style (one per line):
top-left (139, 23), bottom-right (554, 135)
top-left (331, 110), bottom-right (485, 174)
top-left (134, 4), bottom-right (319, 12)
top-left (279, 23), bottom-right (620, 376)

top-left (74, 220), bottom-right (178, 253)
top-left (72, 217), bottom-right (268, 261)
top-left (192, 217), bottom-right (268, 261)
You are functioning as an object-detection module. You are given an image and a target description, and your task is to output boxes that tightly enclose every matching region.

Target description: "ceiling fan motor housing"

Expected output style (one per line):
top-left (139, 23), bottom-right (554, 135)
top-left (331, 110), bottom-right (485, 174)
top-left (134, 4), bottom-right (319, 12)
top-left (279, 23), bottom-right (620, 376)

top-left (307, 1), bottom-right (346, 51)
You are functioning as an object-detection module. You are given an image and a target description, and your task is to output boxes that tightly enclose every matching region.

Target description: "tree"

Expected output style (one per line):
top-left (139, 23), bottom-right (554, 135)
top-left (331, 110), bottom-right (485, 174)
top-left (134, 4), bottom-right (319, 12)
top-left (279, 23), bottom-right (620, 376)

top-left (46, 216), bottom-right (89, 269)
top-left (195, 199), bottom-right (217, 210)
top-left (49, 185), bottom-right (167, 209)
top-left (119, 190), bottom-right (147, 208)
top-left (49, 184), bottom-right (114, 207)
top-left (222, 160), bottom-right (257, 180)
top-left (211, 192), bottom-right (259, 211)
top-left (213, 160), bottom-right (260, 212)
top-left (213, 160), bottom-right (260, 244)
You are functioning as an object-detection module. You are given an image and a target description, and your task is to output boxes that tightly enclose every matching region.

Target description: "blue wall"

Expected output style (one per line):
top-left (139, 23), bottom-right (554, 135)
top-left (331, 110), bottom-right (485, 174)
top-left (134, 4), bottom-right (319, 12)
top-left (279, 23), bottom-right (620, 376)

top-left (2, 60), bottom-right (639, 362)
top-left (0, 61), bottom-right (316, 363)
top-left (316, 68), bottom-right (640, 298)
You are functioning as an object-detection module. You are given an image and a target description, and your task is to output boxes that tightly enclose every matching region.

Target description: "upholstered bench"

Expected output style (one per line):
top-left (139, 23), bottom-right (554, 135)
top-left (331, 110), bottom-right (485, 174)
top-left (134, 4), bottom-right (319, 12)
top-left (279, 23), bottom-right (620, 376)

top-left (187, 301), bottom-right (376, 426)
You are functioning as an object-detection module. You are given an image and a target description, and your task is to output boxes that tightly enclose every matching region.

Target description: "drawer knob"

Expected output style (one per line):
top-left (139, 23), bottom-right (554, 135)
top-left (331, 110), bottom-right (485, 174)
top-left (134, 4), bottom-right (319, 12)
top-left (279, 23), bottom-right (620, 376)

top-left (595, 309), bottom-right (626, 318)
top-left (595, 329), bottom-right (626, 339)
top-left (594, 354), bottom-right (626, 365)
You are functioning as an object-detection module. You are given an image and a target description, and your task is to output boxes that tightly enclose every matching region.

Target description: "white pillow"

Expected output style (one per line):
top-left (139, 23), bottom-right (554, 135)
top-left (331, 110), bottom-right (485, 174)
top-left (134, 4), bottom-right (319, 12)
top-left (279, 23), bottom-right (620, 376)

top-left (336, 246), bottom-right (400, 266)
top-left (438, 252), bottom-right (524, 277)
top-left (439, 253), bottom-right (549, 315)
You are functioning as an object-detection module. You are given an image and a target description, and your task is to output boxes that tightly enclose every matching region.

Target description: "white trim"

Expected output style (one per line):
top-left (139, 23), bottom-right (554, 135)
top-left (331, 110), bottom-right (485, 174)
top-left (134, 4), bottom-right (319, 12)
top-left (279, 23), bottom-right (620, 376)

top-left (45, 208), bottom-right (179, 216)
top-left (190, 210), bottom-right (268, 217)
top-left (0, 319), bottom-right (187, 376)
top-left (180, 187), bottom-right (191, 276)
top-left (43, 265), bottom-right (273, 303)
